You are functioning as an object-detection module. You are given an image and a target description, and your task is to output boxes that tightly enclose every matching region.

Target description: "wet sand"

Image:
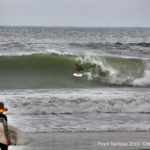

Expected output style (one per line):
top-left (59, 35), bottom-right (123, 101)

top-left (9, 132), bottom-right (150, 150)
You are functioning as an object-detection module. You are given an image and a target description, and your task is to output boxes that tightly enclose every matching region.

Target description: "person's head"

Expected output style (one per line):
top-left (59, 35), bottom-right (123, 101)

top-left (0, 102), bottom-right (8, 113)
top-left (75, 64), bottom-right (78, 67)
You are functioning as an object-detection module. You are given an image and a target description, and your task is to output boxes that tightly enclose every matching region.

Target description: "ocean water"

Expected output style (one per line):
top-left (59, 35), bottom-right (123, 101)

top-left (0, 26), bottom-right (150, 132)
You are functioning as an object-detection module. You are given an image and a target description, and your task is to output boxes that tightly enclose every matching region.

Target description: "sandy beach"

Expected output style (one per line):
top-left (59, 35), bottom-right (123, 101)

top-left (9, 132), bottom-right (150, 150)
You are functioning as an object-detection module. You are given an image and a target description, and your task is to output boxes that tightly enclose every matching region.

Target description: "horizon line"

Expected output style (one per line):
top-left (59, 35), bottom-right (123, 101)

top-left (0, 25), bottom-right (150, 28)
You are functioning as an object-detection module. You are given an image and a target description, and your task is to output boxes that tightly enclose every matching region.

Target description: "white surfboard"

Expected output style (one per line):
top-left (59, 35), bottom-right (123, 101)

top-left (73, 73), bottom-right (83, 77)
top-left (0, 123), bottom-right (34, 146)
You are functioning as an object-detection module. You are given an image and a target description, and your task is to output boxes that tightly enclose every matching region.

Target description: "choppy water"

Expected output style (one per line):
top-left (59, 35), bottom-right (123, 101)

top-left (0, 26), bottom-right (150, 132)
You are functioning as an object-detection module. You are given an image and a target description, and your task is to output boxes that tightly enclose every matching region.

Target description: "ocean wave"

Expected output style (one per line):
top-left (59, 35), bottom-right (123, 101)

top-left (2, 88), bottom-right (150, 133)
top-left (0, 53), bottom-right (149, 89)
top-left (1, 41), bottom-right (150, 53)
top-left (2, 88), bottom-right (150, 115)
top-left (69, 42), bottom-right (150, 49)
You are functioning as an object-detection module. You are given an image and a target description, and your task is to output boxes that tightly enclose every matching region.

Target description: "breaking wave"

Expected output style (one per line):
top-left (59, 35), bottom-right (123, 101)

top-left (0, 53), bottom-right (149, 89)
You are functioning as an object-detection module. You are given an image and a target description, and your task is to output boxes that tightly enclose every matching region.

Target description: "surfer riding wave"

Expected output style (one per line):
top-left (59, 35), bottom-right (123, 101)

top-left (75, 64), bottom-right (83, 75)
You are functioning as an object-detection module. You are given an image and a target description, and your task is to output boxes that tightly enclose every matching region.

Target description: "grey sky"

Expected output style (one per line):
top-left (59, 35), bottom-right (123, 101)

top-left (0, 0), bottom-right (150, 27)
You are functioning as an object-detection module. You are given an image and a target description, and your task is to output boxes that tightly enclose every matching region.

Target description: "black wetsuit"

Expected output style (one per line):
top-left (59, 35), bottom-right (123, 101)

top-left (76, 66), bottom-right (83, 73)
top-left (0, 114), bottom-right (8, 150)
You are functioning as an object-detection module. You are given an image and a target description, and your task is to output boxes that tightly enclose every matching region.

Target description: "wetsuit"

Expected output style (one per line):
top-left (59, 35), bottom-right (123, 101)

top-left (0, 114), bottom-right (10, 150)
top-left (76, 66), bottom-right (83, 73)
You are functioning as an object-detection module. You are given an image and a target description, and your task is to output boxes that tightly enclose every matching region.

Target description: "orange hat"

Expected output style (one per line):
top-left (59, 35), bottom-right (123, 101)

top-left (0, 102), bottom-right (8, 113)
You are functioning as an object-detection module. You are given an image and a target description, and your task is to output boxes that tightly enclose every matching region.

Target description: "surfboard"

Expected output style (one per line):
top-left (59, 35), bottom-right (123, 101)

top-left (0, 123), bottom-right (34, 146)
top-left (73, 73), bottom-right (83, 77)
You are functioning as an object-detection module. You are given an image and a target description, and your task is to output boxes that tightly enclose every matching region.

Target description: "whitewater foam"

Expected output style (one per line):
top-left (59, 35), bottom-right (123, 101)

top-left (133, 70), bottom-right (150, 87)
top-left (3, 88), bottom-right (150, 132)
top-left (2, 88), bottom-right (150, 115)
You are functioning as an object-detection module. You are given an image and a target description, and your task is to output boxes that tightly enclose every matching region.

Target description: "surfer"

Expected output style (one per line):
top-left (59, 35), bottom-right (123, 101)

top-left (0, 102), bottom-right (11, 150)
top-left (75, 64), bottom-right (83, 74)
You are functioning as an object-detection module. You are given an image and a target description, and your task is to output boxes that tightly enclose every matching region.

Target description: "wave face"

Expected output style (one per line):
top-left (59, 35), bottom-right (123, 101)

top-left (0, 53), bottom-right (148, 89)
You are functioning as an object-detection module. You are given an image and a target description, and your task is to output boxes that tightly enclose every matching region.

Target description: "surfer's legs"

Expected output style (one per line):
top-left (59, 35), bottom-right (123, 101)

top-left (0, 143), bottom-right (8, 150)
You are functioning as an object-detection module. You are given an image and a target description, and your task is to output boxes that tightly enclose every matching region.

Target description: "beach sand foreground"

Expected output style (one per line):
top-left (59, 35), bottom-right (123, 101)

top-left (9, 132), bottom-right (150, 150)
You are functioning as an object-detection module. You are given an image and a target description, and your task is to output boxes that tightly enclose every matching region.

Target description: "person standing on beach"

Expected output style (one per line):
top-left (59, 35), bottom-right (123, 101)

top-left (0, 102), bottom-right (11, 150)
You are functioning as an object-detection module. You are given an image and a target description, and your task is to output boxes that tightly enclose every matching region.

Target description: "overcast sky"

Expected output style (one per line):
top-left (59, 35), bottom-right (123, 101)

top-left (0, 0), bottom-right (150, 27)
